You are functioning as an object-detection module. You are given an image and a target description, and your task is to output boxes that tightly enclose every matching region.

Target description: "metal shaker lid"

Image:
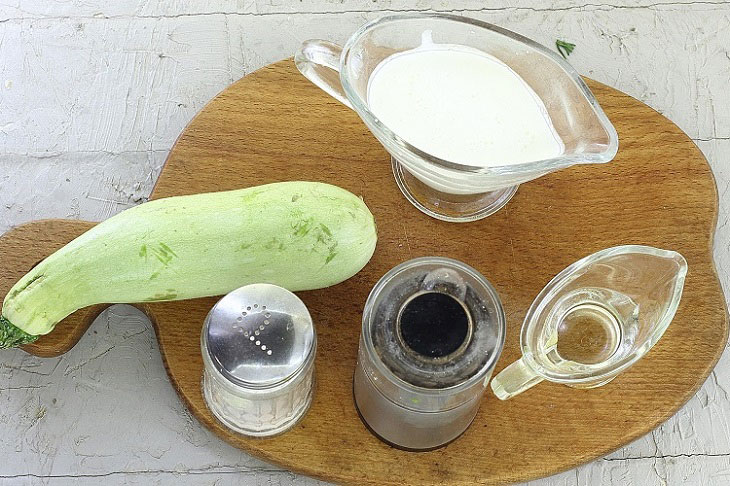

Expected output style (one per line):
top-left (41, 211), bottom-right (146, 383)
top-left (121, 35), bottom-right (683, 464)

top-left (203, 284), bottom-right (315, 388)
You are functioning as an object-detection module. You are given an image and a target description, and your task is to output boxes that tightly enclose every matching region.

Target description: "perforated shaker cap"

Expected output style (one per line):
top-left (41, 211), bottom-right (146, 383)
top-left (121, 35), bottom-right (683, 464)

top-left (203, 284), bottom-right (316, 389)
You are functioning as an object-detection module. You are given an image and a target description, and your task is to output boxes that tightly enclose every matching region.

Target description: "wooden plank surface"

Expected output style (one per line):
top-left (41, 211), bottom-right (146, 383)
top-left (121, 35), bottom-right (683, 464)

top-left (1, 59), bottom-right (726, 485)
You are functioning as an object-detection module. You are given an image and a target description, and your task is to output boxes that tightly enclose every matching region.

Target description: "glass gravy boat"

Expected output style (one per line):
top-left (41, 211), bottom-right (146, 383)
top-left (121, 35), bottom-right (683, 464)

top-left (490, 245), bottom-right (688, 400)
top-left (296, 13), bottom-right (619, 222)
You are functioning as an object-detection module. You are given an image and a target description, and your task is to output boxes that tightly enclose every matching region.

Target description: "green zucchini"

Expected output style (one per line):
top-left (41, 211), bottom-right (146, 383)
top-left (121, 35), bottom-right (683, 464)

top-left (1, 181), bottom-right (377, 348)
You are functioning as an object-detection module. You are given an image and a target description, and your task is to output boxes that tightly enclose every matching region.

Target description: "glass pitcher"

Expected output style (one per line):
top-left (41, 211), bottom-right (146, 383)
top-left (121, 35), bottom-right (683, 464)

top-left (295, 13), bottom-right (618, 222)
top-left (490, 245), bottom-right (688, 400)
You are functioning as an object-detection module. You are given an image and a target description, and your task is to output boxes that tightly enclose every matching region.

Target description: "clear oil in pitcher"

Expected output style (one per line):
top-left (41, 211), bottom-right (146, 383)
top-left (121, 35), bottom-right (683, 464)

top-left (540, 288), bottom-right (640, 372)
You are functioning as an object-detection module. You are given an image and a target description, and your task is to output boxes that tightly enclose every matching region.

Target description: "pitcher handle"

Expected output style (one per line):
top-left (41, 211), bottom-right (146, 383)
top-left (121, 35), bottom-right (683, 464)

top-left (295, 40), bottom-right (353, 110)
top-left (490, 357), bottom-right (543, 400)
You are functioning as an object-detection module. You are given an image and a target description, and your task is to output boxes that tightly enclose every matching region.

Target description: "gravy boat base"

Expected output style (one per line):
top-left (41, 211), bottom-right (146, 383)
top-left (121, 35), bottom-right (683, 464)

top-left (392, 158), bottom-right (519, 222)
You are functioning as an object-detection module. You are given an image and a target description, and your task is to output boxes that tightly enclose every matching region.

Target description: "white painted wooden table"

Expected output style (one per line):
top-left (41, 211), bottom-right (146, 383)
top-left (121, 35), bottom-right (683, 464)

top-left (1, 2), bottom-right (729, 484)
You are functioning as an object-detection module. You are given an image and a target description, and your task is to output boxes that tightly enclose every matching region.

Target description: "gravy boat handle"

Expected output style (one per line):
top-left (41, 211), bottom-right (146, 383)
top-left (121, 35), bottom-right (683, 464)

top-left (490, 357), bottom-right (543, 400)
top-left (295, 40), bottom-right (354, 110)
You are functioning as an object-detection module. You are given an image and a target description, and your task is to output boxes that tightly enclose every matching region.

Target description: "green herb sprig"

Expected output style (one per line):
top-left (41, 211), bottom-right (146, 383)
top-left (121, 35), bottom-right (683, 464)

top-left (556, 39), bottom-right (576, 59)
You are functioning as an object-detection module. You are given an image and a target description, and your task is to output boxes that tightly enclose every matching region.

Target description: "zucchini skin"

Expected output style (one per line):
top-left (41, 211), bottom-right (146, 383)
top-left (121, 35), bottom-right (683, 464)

top-left (2, 182), bottom-right (377, 338)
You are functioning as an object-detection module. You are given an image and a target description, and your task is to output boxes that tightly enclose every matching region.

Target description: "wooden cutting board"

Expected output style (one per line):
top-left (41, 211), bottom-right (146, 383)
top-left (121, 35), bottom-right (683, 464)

top-left (1, 59), bottom-right (727, 485)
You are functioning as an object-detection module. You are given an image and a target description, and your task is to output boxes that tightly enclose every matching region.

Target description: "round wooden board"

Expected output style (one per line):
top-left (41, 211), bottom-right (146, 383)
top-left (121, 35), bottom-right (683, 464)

top-left (1, 59), bottom-right (727, 485)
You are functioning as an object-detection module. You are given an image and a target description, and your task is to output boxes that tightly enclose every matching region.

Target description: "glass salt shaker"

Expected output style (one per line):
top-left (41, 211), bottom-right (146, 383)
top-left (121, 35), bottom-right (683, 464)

top-left (201, 283), bottom-right (316, 437)
top-left (354, 257), bottom-right (505, 450)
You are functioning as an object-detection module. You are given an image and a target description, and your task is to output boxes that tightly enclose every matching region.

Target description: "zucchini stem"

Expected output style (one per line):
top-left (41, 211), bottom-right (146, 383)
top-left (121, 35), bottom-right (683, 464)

top-left (0, 316), bottom-right (38, 349)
